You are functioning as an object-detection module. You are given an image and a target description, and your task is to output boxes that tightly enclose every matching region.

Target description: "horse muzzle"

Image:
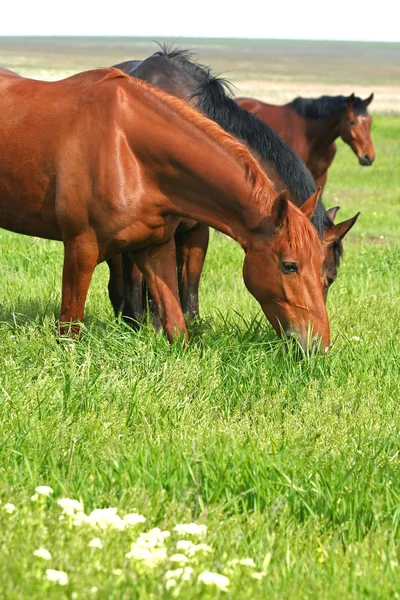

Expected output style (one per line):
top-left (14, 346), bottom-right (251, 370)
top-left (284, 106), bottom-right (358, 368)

top-left (358, 154), bottom-right (375, 166)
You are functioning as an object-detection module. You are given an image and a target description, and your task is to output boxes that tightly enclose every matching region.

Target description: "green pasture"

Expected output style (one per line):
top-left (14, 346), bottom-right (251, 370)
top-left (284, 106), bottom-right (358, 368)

top-left (0, 115), bottom-right (399, 599)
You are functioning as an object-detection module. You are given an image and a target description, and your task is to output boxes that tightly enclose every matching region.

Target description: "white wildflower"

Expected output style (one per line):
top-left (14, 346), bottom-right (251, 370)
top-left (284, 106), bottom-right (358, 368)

top-left (45, 569), bottom-right (69, 585)
top-left (173, 523), bottom-right (207, 538)
top-left (112, 568), bottom-right (123, 576)
top-left (135, 528), bottom-right (170, 548)
top-left (123, 513), bottom-right (146, 526)
top-left (170, 553), bottom-right (189, 564)
top-left (4, 503), bottom-right (16, 514)
top-left (191, 543), bottom-right (213, 555)
top-left (165, 579), bottom-right (177, 590)
top-left (229, 558), bottom-right (256, 568)
top-left (351, 336), bottom-right (362, 342)
top-left (251, 572), bottom-right (266, 580)
top-left (33, 548), bottom-right (52, 561)
top-left (72, 511), bottom-right (93, 527)
top-left (198, 571), bottom-right (229, 591)
top-left (90, 587), bottom-right (98, 594)
top-left (88, 538), bottom-right (103, 549)
top-left (176, 540), bottom-right (194, 552)
top-left (125, 545), bottom-right (167, 567)
top-left (57, 498), bottom-right (84, 515)
top-left (88, 508), bottom-right (125, 530)
top-left (35, 486), bottom-right (54, 497)
top-left (31, 494), bottom-right (39, 502)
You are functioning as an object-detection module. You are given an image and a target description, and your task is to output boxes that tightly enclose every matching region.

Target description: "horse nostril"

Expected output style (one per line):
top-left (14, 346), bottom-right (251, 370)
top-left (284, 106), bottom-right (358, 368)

top-left (364, 154), bottom-right (370, 161)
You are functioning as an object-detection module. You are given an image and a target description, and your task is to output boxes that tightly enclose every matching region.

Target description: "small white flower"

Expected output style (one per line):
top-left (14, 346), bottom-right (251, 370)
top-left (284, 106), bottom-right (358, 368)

top-left (125, 545), bottom-right (167, 566)
top-left (31, 494), bottom-right (39, 502)
top-left (4, 503), bottom-right (16, 514)
top-left (45, 569), bottom-right (69, 585)
top-left (229, 558), bottom-right (256, 568)
top-left (112, 568), bottom-right (123, 576)
top-left (33, 548), bottom-right (52, 561)
top-left (191, 543), bottom-right (213, 555)
top-left (165, 579), bottom-right (177, 590)
top-left (198, 571), bottom-right (229, 591)
top-left (176, 540), bottom-right (194, 552)
top-left (88, 508), bottom-right (125, 530)
top-left (173, 523), bottom-right (207, 538)
top-left (35, 486), bottom-right (54, 497)
top-left (251, 572), bottom-right (266, 580)
top-left (88, 538), bottom-right (103, 549)
top-left (170, 553), bottom-right (189, 564)
top-left (90, 586), bottom-right (98, 594)
top-left (123, 513), bottom-right (146, 526)
top-left (72, 511), bottom-right (93, 527)
top-left (136, 528), bottom-right (170, 548)
top-left (351, 336), bottom-right (362, 342)
top-left (57, 498), bottom-right (84, 515)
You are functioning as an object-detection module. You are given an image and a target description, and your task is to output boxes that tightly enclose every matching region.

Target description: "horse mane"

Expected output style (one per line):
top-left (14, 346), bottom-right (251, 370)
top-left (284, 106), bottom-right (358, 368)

top-left (290, 95), bottom-right (368, 119)
top-left (151, 46), bottom-right (339, 258)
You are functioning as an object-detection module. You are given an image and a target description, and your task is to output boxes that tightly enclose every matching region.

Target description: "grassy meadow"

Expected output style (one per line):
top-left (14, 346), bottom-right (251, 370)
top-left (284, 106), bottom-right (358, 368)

top-left (1, 38), bottom-right (400, 599)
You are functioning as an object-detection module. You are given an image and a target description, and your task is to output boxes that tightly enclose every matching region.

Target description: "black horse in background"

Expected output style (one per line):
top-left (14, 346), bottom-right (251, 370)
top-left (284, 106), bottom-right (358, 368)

top-left (107, 47), bottom-right (359, 326)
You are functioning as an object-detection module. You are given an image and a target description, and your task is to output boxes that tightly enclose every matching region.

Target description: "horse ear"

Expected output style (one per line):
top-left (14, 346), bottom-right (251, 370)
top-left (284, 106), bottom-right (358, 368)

top-left (326, 206), bottom-right (340, 222)
top-left (364, 93), bottom-right (374, 106)
top-left (324, 212), bottom-right (360, 244)
top-left (271, 190), bottom-right (288, 228)
top-left (299, 187), bottom-right (321, 220)
top-left (346, 93), bottom-right (356, 111)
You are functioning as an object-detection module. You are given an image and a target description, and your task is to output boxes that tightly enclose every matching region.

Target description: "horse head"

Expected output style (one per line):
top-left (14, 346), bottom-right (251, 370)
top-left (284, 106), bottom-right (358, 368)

top-left (243, 189), bottom-right (330, 354)
top-left (340, 93), bottom-right (375, 166)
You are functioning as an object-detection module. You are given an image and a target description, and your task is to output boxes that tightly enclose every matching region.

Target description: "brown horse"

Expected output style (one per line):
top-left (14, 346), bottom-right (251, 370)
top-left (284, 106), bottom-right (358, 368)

top-left (0, 67), bottom-right (330, 352)
top-left (108, 49), bottom-right (360, 328)
top-left (236, 94), bottom-right (375, 191)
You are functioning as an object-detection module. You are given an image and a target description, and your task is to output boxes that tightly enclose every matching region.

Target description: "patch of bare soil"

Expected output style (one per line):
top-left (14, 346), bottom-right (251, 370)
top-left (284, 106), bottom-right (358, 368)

top-left (234, 81), bottom-right (400, 113)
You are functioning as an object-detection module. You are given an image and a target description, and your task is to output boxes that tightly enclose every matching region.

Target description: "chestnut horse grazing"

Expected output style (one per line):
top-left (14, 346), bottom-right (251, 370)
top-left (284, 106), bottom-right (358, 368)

top-left (0, 68), bottom-right (330, 352)
top-left (236, 94), bottom-right (375, 191)
top-left (110, 48), bottom-right (359, 325)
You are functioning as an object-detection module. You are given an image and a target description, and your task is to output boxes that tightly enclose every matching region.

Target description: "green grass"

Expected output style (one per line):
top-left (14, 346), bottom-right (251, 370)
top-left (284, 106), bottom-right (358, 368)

top-left (0, 116), bottom-right (399, 599)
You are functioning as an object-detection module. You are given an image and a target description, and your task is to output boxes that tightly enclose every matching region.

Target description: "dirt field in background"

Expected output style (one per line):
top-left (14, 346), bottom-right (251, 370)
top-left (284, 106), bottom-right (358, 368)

top-left (234, 81), bottom-right (400, 113)
top-left (1, 37), bottom-right (399, 113)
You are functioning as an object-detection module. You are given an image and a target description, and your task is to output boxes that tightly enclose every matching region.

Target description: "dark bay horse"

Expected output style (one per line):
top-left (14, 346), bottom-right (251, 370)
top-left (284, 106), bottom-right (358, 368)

top-left (0, 67), bottom-right (330, 352)
top-left (236, 94), bottom-right (375, 190)
top-left (109, 48), bottom-right (359, 324)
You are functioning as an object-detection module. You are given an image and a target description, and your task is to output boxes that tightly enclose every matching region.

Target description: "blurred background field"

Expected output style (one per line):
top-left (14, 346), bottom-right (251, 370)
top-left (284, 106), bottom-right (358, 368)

top-left (1, 36), bottom-right (400, 111)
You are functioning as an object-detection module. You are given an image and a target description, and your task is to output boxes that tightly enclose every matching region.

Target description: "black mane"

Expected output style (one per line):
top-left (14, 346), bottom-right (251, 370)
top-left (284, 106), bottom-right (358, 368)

top-left (290, 95), bottom-right (368, 119)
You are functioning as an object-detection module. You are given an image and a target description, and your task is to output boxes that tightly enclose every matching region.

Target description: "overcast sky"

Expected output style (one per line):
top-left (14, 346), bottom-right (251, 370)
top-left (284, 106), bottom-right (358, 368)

top-left (1, 0), bottom-right (398, 42)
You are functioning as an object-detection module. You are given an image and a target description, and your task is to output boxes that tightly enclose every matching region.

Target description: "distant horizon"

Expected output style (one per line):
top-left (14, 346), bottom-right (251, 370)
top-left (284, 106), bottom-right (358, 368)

top-left (1, 34), bottom-right (399, 44)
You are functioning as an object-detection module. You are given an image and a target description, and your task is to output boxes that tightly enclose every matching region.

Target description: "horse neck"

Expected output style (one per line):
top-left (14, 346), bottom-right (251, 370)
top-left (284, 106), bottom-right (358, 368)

top-left (301, 112), bottom-right (344, 154)
top-left (160, 139), bottom-right (272, 250)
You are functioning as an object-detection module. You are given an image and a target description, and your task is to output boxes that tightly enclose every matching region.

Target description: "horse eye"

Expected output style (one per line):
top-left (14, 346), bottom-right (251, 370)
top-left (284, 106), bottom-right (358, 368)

top-left (327, 277), bottom-right (335, 287)
top-left (282, 262), bottom-right (298, 273)
top-left (349, 119), bottom-right (356, 125)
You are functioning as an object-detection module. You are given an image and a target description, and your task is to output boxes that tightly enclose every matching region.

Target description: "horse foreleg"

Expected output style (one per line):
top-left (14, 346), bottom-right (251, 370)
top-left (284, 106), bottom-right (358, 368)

top-left (120, 252), bottom-right (145, 330)
top-left (58, 233), bottom-right (99, 338)
top-left (315, 171), bottom-right (328, 193)
top-left (175, 223), bottom-right (209, 321)
top-left (107, 254), bottom-right (125, 318)
top-left (134, 239), bottom-right (188, 343)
